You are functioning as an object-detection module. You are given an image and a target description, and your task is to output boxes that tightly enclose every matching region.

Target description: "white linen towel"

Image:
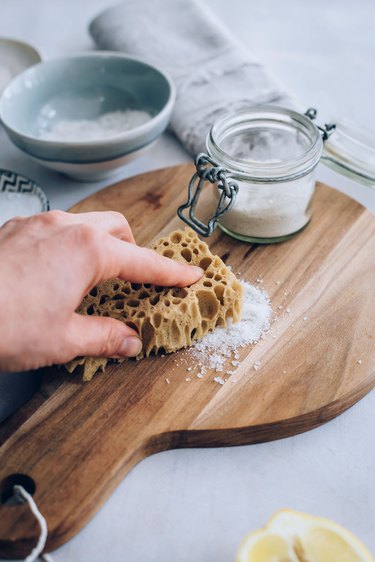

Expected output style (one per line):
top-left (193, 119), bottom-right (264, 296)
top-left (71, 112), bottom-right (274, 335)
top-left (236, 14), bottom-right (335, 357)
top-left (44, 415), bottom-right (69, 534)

top-left (90, 0), bottom-right (294, 155)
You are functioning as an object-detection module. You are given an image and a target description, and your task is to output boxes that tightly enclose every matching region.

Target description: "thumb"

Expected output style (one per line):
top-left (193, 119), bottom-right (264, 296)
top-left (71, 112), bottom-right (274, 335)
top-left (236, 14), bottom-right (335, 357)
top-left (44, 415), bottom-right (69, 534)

top-left (68, 313), bottom-right (143, 359)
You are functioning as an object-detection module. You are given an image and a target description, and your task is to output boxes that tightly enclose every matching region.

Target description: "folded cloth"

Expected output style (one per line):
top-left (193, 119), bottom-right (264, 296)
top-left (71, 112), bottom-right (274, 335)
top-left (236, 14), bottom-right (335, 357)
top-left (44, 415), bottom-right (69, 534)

top-left (90, 0), bottom-right (294, 155)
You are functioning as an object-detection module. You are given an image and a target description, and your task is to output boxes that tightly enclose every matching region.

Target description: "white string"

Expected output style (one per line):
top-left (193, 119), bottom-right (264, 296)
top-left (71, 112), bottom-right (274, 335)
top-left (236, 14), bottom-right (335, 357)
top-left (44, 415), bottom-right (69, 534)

top-left (13, 485), bottom-right (54, 562)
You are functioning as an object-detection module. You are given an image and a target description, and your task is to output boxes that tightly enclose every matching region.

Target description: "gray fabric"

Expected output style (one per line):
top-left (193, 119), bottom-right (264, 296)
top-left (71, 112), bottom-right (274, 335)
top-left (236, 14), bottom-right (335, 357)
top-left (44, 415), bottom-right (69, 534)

top-left (89, 0), bottom-right (294, 155)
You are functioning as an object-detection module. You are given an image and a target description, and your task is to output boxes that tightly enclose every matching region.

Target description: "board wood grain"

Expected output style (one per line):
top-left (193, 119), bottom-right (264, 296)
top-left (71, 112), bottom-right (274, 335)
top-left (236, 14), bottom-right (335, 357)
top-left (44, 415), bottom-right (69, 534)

top-left (0, 164), bottom-right (374, 558)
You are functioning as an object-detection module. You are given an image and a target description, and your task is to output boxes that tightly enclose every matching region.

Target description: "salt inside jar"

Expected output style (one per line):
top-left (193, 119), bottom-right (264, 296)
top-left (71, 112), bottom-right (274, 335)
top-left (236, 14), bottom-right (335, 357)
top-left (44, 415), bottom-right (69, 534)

top-left (179, 106), bottom-right (326, 243)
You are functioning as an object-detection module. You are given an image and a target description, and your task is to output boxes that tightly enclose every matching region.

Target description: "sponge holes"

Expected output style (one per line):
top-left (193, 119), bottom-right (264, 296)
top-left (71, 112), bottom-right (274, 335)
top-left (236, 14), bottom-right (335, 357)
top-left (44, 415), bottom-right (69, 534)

top-left (181, 248), bottom-right (192, 262)
top-left (196, 290), bottom-right (219, 320)
top-left (138, 290), bottom-right (149, 300)
top-left (125, 320), bottom-right (139, 333)
top-left (153, 312), bottom-right (162, 328)
top-left (162, 249), bottom-right (174, 258)
top-left (199, 257), bottom-right (212, 270)
top-left (170, 232), bottom-right (182, 244)
top-left (214, 285), bottom-right (225, 305)
top-left (171, 287), bottom-right (188, 299)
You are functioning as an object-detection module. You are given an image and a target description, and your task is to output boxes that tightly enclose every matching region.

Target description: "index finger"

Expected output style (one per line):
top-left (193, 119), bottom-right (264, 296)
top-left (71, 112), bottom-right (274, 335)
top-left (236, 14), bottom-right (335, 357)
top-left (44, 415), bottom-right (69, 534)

top-left (92, 233), bottom-right (204, 288)
top-left (65, 211), bottom-right (136, 243)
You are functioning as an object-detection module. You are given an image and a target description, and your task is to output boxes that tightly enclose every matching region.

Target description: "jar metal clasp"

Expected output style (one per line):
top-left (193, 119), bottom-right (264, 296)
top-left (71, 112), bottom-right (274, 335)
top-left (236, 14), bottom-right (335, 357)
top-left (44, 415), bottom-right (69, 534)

top-left (304, 108), bottom-right (336, 140)
top-left (177, 153), bottom-right (239, 237)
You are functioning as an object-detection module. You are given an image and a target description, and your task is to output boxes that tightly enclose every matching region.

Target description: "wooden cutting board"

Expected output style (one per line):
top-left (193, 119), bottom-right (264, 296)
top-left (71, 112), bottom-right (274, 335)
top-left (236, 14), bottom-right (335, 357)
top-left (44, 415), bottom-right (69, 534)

top-left (0, 164), bottom-right (374, 558)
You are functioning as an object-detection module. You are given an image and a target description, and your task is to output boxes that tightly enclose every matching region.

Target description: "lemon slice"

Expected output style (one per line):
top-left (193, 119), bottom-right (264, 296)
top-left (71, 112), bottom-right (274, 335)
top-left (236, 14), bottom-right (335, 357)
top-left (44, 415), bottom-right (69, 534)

top-left (237, 509), bottom-right (374, 562)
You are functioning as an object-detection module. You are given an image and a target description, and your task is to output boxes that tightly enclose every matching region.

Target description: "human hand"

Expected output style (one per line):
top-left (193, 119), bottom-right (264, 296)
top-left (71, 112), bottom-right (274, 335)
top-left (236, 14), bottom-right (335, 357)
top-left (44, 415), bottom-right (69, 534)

top-left (0, 211), bottom-right (203, 372)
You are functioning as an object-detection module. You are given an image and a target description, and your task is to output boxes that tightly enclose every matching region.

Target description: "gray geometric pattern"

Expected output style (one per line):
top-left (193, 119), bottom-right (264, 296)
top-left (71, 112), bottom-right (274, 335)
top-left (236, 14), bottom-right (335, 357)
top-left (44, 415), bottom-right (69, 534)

top-left (0, 169), bottom-right (49, 211)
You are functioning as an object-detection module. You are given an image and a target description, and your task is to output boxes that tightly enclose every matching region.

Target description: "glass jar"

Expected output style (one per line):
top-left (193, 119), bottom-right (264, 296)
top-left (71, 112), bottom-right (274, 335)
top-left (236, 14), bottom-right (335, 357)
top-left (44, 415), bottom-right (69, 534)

top-left (178, 106), bottom-right (374, 243)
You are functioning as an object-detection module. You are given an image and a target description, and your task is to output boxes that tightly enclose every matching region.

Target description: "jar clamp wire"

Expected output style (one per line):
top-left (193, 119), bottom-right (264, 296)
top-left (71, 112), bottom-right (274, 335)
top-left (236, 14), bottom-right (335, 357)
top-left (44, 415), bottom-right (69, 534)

top-left (178, 106), bottom-right (374, 243)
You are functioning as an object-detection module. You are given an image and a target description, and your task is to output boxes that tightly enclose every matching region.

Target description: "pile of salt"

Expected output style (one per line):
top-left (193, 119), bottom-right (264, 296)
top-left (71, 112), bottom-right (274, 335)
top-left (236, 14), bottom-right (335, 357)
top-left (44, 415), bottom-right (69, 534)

top-left (184, 281), bottom-right (272, 382)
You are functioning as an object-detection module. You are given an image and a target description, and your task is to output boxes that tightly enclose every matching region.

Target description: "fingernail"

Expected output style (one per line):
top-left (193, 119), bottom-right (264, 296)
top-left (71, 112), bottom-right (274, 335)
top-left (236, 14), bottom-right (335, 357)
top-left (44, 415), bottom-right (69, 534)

top-left (118, 336), bottom-right (142, 357)
top-left (192, 266), bottom-right (205, 275)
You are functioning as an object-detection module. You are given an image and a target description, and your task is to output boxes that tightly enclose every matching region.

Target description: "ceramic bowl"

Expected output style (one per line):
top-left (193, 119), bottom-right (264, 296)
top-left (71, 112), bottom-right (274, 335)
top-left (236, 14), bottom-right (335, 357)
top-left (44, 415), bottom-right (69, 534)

top-left (0, 52), bottom-right (175, 167)
top-left (0, 37), bottom-right (41, 94)
top-left (27, 140), bottom-right (156, 182)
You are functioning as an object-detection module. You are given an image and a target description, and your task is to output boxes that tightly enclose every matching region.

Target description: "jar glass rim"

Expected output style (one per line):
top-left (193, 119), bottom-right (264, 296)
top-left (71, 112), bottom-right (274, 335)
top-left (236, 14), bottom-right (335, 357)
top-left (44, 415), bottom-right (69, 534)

top-left (207, 106), bottom-right (323, 181)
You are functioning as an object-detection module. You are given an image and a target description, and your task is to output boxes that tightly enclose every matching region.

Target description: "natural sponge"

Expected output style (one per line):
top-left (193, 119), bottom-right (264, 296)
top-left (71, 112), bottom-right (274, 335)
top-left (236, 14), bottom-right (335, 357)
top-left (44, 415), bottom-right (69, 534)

top-left (65, 228), bottom-right (244, 381)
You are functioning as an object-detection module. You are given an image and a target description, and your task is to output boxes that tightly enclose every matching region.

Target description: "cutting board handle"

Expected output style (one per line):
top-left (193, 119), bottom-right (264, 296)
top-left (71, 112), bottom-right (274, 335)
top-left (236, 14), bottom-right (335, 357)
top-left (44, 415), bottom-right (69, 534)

top-left (0, 376), bottom-right (159, 559)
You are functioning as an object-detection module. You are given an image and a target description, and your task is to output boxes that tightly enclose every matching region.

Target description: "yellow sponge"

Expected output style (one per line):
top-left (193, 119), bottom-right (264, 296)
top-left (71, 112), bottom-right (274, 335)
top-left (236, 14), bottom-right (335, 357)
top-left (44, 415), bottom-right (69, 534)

top-left (65, 228), bottom-right (244, 381)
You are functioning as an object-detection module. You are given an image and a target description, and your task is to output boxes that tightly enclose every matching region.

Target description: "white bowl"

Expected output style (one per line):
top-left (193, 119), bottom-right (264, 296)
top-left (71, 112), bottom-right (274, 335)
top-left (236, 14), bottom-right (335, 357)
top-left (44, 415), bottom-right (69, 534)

top-left (27, 141), bottom-right (156, 181)
top-left (0, 52), bottom-right (175, 176)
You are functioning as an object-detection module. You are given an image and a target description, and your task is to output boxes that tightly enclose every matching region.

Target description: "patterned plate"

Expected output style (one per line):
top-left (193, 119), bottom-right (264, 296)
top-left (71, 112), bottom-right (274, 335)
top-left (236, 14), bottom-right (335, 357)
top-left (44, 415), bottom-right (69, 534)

top-left (0, 169), bottom-right (49, 226)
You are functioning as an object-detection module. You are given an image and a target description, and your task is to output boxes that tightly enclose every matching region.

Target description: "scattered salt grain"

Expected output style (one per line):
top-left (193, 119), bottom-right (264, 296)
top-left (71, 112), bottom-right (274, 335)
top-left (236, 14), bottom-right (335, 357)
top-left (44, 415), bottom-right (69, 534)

top-left (303, 316), bottom-right (308, 321)
top-left (276, 280), bottom-right (281, 285)
top-left (357, 359), bottom-right (362, 365)
top-left (197, 373), bottom-right (204, 379)
top-left (165, 378), bottom-right (170, 384)
top-left (282, 370), bottom-right (287, 374)
top-left (186, 367), bottom-right (192, 372)
top-left (214, 376), bottom-right (225, 385)
top-left (253, 361), bottom-right (261, 371)
top-left (185, 377), bottom-right (191, 382)
top-left (277, 305), bottom-right (283, 310)
top-left (286, 308), bottom-right (291, 313)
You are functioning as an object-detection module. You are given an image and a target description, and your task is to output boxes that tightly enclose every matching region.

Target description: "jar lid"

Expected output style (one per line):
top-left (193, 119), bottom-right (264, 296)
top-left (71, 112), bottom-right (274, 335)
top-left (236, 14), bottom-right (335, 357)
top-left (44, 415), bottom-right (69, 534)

top-left (0, 169), bottom-right (49, 227)
top-left (321, 118), bottom-right (375, 187)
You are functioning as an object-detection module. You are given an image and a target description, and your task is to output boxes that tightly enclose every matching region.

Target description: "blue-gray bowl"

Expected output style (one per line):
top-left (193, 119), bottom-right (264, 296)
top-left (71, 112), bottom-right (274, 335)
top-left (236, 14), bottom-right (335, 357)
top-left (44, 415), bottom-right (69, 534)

top-left (0, 52), bottom-right (175, 164)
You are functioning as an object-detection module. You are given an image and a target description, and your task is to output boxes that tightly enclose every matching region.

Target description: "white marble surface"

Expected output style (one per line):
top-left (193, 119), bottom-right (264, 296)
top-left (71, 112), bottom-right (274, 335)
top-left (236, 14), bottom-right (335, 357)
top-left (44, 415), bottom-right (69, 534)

top-left (0, 0), bottom-right (374, 560)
